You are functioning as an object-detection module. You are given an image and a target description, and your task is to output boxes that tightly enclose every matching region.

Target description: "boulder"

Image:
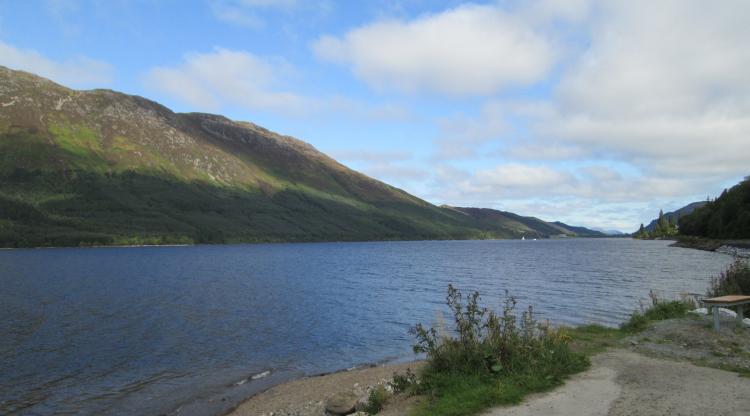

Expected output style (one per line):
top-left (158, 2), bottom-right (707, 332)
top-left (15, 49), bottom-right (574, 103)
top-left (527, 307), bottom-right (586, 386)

top-left (718, 307), bottom-right (737, 318)
top-left (325, 391), bottom-right (359, 415)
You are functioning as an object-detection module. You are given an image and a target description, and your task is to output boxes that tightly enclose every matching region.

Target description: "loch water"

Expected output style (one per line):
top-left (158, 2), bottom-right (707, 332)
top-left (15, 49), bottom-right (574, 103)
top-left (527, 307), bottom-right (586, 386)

top-left (0, 239), bottom-right (734, 415)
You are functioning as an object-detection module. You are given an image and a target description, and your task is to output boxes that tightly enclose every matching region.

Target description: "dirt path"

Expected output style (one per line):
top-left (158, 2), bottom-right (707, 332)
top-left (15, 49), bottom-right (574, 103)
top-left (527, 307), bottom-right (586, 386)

top-left (485, 349), bottom-right (750, 416)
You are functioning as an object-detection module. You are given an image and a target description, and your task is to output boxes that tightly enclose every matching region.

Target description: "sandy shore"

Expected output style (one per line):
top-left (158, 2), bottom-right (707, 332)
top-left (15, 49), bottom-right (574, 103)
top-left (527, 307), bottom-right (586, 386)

top-left (227, 362), bottom-right (424, 416)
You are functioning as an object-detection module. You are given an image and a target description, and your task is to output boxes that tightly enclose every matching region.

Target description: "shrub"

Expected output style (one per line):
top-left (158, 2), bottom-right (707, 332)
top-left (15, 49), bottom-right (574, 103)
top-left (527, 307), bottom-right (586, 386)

top-left (410, 285), bottom-right (589, 416)
top-left (708, 258), bottom-right (750, 298)
top-left (390, 368), bottom-right (419, 394)
top-left (620, 290), bottom-right (691, 332)
top-left (364, 385), bottom-right (389, 414)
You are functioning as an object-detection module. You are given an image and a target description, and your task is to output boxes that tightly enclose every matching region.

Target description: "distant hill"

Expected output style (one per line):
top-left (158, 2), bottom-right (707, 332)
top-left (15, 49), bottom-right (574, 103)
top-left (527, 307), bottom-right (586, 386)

top-left (644, 201), bottom-right (707, 232)
top-left (593, 228), bottom-right (626, 236)
top-left (550, 221), bottom-right (608, 237)
top-left (0, 66), bottom-right (606, 247)
top-left (447, 207), bottom-right (607, 238)
top-left (679, 178), bottom-right (750, 239)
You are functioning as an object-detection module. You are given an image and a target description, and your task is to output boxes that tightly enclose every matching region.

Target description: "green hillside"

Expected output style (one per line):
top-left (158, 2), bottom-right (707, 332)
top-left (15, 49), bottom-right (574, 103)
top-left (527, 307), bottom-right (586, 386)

top-left (679, 177), bottom-right (750, 239)
top-left (0, 67), bottom-right (601, 247)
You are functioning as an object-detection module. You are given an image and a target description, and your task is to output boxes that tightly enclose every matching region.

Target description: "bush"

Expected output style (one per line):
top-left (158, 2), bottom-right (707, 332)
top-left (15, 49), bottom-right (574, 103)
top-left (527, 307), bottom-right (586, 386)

top-left (390, 368), bottom-right (419, 394)
top-left (708, 258), bottom-right (750, 298)
top-left (620, 291), bottom-right (691, 332)
top-left (364, 385), bottom-right (389, 414)
top-left (410, 285), bottom-right (589, 416)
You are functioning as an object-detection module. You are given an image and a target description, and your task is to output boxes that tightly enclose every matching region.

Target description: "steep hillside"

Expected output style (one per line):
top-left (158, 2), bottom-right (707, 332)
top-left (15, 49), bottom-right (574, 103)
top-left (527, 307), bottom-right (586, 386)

top-left (679, 178), bottom-right (750, 239)
top-left (644, 201), bottom-right (707, 232)
top-left (0, 67), bottom-right (604, 247)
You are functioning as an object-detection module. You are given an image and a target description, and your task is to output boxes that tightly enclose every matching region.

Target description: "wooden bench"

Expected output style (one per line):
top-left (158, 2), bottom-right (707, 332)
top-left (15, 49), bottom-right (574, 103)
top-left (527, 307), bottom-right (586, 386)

top-left (702, 295), bottom-right (750, 330)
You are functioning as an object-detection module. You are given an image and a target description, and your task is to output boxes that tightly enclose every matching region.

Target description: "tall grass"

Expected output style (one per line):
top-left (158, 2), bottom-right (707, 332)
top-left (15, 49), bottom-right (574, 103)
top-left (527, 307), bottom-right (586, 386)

top-left (620, 290), bottom-right (691, 333)
top-left (409, 285), bottom-right (589, 416)
top-left (708, 258), bottom-right (750, 298)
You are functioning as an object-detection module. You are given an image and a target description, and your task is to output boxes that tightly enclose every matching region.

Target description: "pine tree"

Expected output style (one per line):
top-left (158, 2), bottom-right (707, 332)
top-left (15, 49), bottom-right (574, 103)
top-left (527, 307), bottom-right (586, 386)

top-left (656, 209), bottom-right (667, 236)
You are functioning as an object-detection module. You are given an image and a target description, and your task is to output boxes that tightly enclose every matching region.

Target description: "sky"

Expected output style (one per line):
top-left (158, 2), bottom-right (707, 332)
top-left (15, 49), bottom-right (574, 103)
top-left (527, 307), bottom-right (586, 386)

top-left (0, 0), bottom-right (748, 232)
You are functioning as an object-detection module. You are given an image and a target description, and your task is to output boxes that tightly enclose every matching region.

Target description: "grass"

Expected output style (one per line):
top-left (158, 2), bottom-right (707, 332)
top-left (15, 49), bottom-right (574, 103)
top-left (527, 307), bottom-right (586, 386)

top-left (399, 288), bottom-right (700, 416)
top-left (562, 297), bottom-right (692, 355)
top-left (406, 286), bottom-right (590, 416)
top-left (364, 386), bottom-right (390, 414)
top-left (564, 324), bottom-right (626, 355)
top-left (619, 300), bottom-right (691, 333)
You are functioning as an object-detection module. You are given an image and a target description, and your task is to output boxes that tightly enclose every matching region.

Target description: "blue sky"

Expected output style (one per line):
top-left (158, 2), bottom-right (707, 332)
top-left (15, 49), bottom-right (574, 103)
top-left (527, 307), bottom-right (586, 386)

top-left (1, 0), bottom-right (748, 231)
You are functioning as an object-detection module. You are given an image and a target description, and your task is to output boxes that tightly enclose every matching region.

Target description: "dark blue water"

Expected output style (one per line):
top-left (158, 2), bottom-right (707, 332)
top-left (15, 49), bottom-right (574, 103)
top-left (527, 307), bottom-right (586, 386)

top-left (0, 239), bottom-right (733, 415)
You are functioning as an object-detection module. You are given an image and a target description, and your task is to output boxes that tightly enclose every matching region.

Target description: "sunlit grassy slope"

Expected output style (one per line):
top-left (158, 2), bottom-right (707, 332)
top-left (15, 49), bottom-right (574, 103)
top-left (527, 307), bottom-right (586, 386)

top-left (0, 66), bottom-right (603, 247)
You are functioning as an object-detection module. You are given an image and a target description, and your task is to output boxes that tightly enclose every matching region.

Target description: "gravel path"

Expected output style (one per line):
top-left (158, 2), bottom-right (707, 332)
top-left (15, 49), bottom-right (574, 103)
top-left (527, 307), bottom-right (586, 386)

top-left (485, 349), bottom-right (750, 416)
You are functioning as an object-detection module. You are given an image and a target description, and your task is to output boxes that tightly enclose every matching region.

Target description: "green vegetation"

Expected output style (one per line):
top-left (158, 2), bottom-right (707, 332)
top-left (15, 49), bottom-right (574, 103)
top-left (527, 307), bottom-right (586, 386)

top-left (562, 296), bottom-right (692, 359)
top-left (708, 259), bottom-right (750, 317)
top-left (634, 209), bottom-right (678, 239)
top-left (397, 287), bottom-right (697, 416)
top-left (407, 286), bottom-right (589, 416)
top-left (0, 66), bottom-right (607, 247)
top-left (619, 299), bottom-right (691, 332)
top-left (679, 177), bottom-right (750, 239)
top-left (564, 324), bottom-right (626, 355)
top-left (364, 386), bottom-right (389, 414)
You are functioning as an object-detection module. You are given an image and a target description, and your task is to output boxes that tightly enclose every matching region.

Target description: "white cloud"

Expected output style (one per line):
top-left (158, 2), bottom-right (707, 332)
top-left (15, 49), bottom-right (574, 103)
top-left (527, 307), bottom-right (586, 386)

top-left (332, 149), bottom-right (411, 163)
top-left (313, 3), bottom-right (554, 95)
top-left (144, 48), bottom-right (316, 116)
top-left (144, 47), bottom-right (415, 120)
top-left (210, 0), bottom-right (331, 29)
top-left (428, 162), bottom-right (705, 211)
top-left (543, 0), bottom-right (750, 178)
top-left (210, 2), bottom-right (264, 29)
top-left (474, 163), bottom-right (573, 190)
top-left (523, 0), bottom-right (593, 23)
top-left (0, 40), bottom-right (112, 87)
top-left (333, 148), bottom-right (427, 185)
top-left (418, 0), bottom-right (750, 229)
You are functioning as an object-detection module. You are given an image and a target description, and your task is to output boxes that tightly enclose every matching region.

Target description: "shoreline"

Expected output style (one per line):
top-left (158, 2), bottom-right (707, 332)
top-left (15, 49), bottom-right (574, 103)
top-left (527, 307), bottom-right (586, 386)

top-left (670, 237), bottom-right (750, 257)
top-left (222, 313), bottom-right (750, 416)
top-left (224, 361), bottom-right (424, 416)
top-left (0, 236), bottom-right (625, 251)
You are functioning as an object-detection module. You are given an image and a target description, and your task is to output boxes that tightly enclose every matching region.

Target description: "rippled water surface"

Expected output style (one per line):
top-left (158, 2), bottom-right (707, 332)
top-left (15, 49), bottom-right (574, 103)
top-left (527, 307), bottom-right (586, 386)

top-left (0, 239), bottom-right (733, 415)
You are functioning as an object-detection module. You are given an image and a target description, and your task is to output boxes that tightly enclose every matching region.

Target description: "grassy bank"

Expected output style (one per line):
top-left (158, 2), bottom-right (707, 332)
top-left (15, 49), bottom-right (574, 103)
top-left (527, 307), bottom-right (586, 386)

top-left (396, 287), bottom-right (589, 416)
top-left (388, 287), bottom-right (693, 416)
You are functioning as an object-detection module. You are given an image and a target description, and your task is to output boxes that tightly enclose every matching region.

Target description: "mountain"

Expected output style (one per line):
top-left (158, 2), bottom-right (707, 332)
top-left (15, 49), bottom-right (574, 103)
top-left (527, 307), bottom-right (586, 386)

top-left (550, 221), bottom-right (608, 237)
top-left (446, 207), bottom-right (607, 238)
top-left (0, 66), bottom-right (603, 247)
top-left (592, 228), bottom-right (626, 236)
top-left (679, 178), bottom-right (750, 239)
top-left (644, 201), bottom-right (707, 232)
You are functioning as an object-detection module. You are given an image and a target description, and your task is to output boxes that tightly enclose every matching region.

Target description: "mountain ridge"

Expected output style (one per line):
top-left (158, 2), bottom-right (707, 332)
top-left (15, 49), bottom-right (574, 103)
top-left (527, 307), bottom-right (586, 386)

top-left (0, 66), bottom-right (605, 247)
top-left (643, 201), bottom-right (707, 232)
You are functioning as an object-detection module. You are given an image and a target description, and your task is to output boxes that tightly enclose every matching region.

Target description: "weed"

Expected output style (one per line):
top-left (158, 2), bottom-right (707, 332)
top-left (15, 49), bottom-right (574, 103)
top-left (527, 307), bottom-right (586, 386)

top-left (410, 285), bottom-right (589, 416)
top-left (364, 385), bottom-right (389, 414)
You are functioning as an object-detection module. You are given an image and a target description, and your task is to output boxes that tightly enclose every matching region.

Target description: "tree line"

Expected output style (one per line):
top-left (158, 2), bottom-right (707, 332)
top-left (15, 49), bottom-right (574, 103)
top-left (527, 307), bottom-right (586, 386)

top-left (679, 177), bottom-right (750, 239)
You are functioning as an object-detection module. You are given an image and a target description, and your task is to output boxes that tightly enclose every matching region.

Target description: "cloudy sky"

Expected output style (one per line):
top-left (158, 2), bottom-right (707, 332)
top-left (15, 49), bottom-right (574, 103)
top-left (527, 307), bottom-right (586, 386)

top-left (1, 0), bottom-right (748, 231)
